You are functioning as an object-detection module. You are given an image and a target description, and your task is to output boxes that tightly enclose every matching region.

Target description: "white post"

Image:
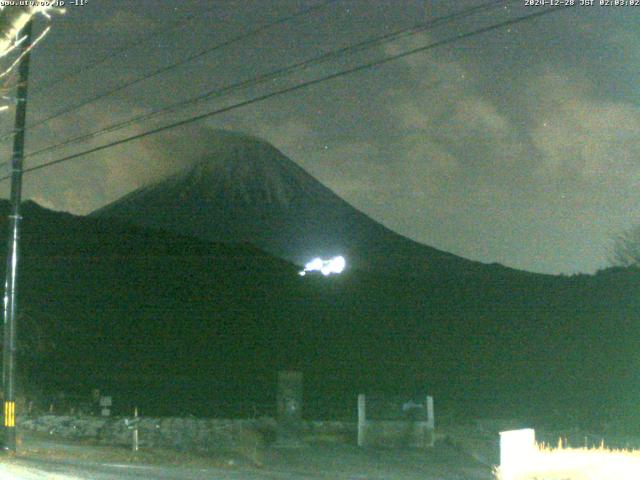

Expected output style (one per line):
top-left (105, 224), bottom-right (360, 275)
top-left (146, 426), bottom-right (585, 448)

top-left (132, 406), bottom-right (139, 452)
top-left (499, 428), bottom-right (536, 476)
top-left (426, 395), bottom-right (435, 447)
top-left (357, 394), bottom-right (366, 447)
top-left (426, 396), bottom-right (434, 430)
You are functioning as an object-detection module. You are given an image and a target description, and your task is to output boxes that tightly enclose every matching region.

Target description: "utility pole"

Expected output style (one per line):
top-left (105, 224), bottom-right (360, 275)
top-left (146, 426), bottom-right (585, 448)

top-left (2, 19), bottom-right (33, 452)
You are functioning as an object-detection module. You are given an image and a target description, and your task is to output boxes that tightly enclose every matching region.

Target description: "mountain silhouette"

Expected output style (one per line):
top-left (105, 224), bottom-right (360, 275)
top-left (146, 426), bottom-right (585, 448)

top-left (93, 130), bottom-right (510, 275)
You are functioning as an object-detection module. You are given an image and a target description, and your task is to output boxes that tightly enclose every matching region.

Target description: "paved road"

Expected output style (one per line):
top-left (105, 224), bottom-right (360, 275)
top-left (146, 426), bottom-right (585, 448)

top-left (0, 453), bottom-right (492, 480)
top-left (0, 436), bottom-right (493, 479)
top-left (1, 461), bottom-right (492, 480)
top-left (0, 458), bottom-right (293, 479)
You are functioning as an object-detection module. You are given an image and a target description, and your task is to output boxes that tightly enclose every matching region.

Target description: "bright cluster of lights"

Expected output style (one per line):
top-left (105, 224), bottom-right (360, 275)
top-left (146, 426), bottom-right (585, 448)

top-left (299, 256), bottom-right (345, 276)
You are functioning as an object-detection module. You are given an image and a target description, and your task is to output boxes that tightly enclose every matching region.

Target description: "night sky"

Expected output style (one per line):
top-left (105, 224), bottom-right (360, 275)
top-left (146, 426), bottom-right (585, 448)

top-left (0, 0), bottom-right (638, 275)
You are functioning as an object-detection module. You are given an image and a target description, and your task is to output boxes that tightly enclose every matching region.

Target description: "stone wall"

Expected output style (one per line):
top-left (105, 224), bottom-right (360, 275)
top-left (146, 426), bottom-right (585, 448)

top-left (18, 415), bottom-right (356, 452)
top-left (361, 420), bottom-right (434, 448)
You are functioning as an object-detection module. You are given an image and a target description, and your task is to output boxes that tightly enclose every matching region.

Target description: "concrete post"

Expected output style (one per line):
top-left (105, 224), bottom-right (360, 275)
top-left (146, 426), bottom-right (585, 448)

top-left (499, 428), bottom-right (537, 476)
top-left (276, 371), bottom-right (303, 446)
top-left (132, 407), bottom-right (139, 452)
top-left (426, 395), bottom-right (434, 430)
top-left (357, 394), bottom-right (366, 447)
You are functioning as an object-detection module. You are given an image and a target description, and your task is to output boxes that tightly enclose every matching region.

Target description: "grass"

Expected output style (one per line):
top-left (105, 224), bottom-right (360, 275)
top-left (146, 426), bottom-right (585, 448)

top-left (15, 430), bottom-right (266, 470)
top-left (494, 440), bottom-right (640, 480)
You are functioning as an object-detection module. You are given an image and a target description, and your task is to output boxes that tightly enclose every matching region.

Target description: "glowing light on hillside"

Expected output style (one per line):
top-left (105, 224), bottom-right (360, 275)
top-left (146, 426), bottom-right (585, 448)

top-left (299, 256), bottom-right (346, 276)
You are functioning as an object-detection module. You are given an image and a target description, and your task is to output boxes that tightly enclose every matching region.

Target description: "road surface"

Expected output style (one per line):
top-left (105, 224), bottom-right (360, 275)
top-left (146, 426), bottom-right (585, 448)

top-left (0, 433), bottom-right (494, 479)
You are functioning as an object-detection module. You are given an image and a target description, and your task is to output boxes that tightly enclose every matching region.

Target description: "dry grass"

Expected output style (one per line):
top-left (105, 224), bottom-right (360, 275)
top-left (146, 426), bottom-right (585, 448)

top-left (494, 441), bottom-right (640, 480)
top-left (233, 425), bottom-right (266, 467)
top-left (16, 430), bottom-right (266, 470)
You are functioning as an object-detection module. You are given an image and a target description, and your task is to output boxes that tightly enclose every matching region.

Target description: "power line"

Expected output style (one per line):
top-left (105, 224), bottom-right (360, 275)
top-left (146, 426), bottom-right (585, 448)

top-left (25, 0), bottom-right (507, 160)
top-left (2, 0), bottom-right (337, 141)
top-left (0, 5), bottom-right (571, 183)
top-left (30, 4), bottom-right (222, 96)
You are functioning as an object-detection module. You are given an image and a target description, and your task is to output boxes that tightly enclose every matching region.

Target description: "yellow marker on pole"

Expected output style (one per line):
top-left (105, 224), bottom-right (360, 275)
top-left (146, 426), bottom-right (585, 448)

top-left (4, 401), bottom-right (15, 427)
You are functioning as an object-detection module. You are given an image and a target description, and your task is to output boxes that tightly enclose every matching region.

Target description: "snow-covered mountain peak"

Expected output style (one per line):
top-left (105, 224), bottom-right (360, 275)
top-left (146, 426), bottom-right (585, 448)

top-left (177, 130), bottom-right (319, 207)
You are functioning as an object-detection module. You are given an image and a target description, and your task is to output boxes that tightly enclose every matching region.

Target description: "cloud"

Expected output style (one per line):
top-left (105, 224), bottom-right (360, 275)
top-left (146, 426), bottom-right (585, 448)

top-left (318, 26), bottom-right (640, 274)
top-left (9, 3), bottom-right (638, 274)
top-left (19, 99), bottom-right (204, 214)
top-left (527, 70), bottom-right (640, 187)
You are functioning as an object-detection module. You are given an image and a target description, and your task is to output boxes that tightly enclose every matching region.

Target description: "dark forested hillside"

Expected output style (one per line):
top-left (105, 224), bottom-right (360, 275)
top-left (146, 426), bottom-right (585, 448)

top-left (2, 201), bottom-right (639, 429)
